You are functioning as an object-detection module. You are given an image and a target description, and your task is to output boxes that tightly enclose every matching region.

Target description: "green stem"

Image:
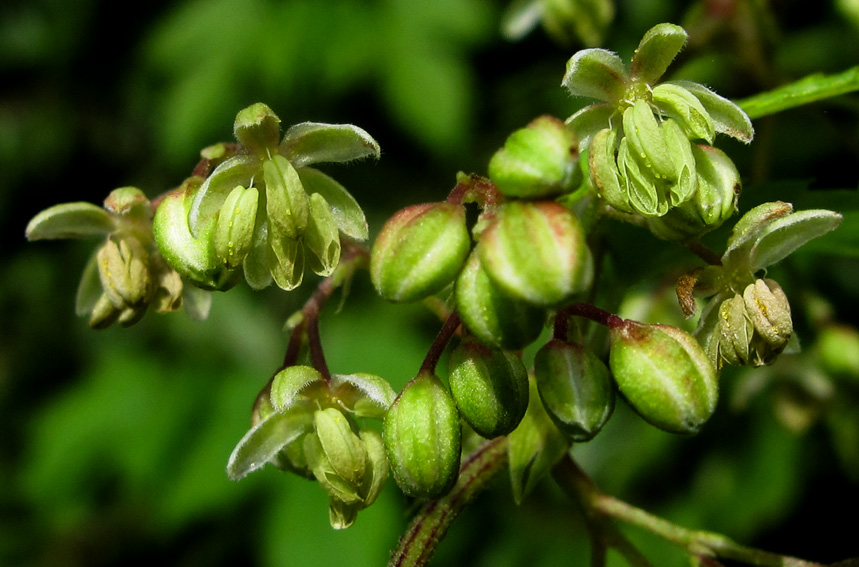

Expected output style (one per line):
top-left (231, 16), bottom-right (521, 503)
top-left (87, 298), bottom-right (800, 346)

top-left (553, 454), bottom-right (826, 567)
top-left (389, 437), bottom-right (509, 567)
top-left (594, 496), bottom-right (824, 567)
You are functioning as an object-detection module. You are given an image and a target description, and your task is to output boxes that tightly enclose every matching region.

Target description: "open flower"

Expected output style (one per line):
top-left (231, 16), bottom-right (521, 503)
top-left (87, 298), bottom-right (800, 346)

top-left (159, 103), bottom-right (379, 291)
top-left (26, 187), bottom-right (204, 328)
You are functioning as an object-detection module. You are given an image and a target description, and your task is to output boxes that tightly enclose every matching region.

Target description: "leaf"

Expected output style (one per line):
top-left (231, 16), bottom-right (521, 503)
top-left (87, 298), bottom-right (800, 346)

top-left (298, 167), bottom-right (368, 240)
top-left (280, 122), bottom-right (380, 168)
top-left (737, 66), bottom-right (859, 120)
top-left (25, 202), bottom-right (115, 240)
top-left (724, 201), bottom-right (794, 260)
top-left (188, 154), bottom-right (258, 234)
top-left (670, 80), bottom-right (754, 143)
top-left (629, 23), bottom-right (688, 85)
top-left (226, 410), bottom-right (312, 481)
top-left (562, 48), bottom-right (628, 102)
top-left (750, 209), bottom-right (843, 270)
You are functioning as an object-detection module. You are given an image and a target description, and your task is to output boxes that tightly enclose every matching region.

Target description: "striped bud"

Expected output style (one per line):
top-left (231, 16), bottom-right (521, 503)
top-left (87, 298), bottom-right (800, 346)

top-left (455, 251), bottom-right (546, 350)
top-left (371, 202), bottom-right (470, 302)
top-left (479, 201), bottom-right (593, 306)
top-left (448, 340), bottom-right (529, 438)
top-left (383, 372), bottom-right (462, 499)
top-left (609, 320), bottom-right (718, 434)
top-left (534, 340), bottom-right (615, 441)
top-left (488, 115), bottom-right (579, 199)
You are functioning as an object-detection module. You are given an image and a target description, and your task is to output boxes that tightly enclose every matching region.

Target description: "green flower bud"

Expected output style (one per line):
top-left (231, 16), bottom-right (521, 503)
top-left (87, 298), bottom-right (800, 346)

top-left (234, 102), bottom-right (281, 156)
top-left (455, 251), bottom-right (546, 350)
top-left (383, 371), bottom-right (462, 499)
top-left (743, 278), bottom-right (792, 348)
top-left (304, 192), bottom-right (341, 277)
top-left (371, 202), bottom-right (470, 302)
top-left (647, 145), bottom-right (739, 241)
top-left (609, 320), bottom-right (718, 434)
top-left (488, 115), bottom-right (579, 199)
top-left (213, 185), bottom-right (259, 270)
top-left (479, 201), bottom-right (593, 306)
top-left (534, 339), bottom-right (615, 442)
top-left (448, 339), bottom-right (529, 438)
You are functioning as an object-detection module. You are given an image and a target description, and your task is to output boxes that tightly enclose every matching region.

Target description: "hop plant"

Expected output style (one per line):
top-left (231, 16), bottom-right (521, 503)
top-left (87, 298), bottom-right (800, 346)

top-left (156, 103), bottom-right (379, 291)
top-left (25, 187), bottom-right (202, 328)
top-left (563, 23), bottom-right (753, 232)
top-left (681, 201), bottom-right (842, 369)
top-left (227, 365), bottom-right (396, 529)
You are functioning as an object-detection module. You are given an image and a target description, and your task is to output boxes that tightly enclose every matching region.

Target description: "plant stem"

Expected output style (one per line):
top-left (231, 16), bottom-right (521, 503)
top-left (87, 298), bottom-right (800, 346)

top-left (553, 454), bottom-right (825, 567)
top-left (419, 312), bottom-right (461, 375)
top-left (561, 302), bottom-right (623, 330)
top-left (389, 437), bottom-right (509, 567)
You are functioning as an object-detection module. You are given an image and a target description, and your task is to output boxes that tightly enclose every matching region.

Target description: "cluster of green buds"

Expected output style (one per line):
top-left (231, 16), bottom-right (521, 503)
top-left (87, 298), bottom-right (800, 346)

top-left (683, 202), bottom-right (842, 369)
top-left (563, 23), bottom-right (753, 240)
top-left (155, 103), bottom-right (378, 291)
top-left (26, 187), bottom-right (200, 328)
top-left (227, 366), bottom-right (396, 529)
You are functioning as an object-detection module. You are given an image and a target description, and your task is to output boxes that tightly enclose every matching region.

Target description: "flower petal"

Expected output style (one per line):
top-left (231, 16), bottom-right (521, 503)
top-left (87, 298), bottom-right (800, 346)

top-left (280, 122), bottom-right (380, 168)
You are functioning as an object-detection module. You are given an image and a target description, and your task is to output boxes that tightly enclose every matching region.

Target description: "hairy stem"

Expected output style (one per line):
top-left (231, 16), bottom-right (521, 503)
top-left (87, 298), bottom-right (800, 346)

top-left (553, 454), bottom-right (825, 567)
top-left (389, 437), bottom-right (509, 567)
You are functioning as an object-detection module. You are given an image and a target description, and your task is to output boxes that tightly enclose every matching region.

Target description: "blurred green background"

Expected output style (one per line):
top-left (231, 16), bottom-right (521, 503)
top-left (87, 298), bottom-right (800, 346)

top-left (2, 0), bottom-right (859, 566)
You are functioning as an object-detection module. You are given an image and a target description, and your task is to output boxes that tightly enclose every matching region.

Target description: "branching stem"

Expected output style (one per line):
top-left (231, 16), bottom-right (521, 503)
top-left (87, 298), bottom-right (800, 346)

top-left (552, 454), bottom-right (826, 567)
top-left (419, 311), bottom-right (461, 375)
top-left (389, 437), bottom-right (509, 567)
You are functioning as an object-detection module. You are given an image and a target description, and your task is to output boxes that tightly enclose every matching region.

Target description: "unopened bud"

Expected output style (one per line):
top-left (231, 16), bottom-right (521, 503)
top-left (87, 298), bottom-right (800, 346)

top-left (488, 115), bottom-right (579, 199)
top-left (609, 320), bottom-right (718, 434)
top-left (448, 339), bottom-right (529, 438)
top-left (371, 202), bottom-right (470, 302)
top-left (534, 339), bottom-right (615, 441)
top-left (455, 251), bottom-right (545, 350)
top-left (479, 201), bottom-right (593, 306)
top-left (383, 372), bottom-right (461, 499)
